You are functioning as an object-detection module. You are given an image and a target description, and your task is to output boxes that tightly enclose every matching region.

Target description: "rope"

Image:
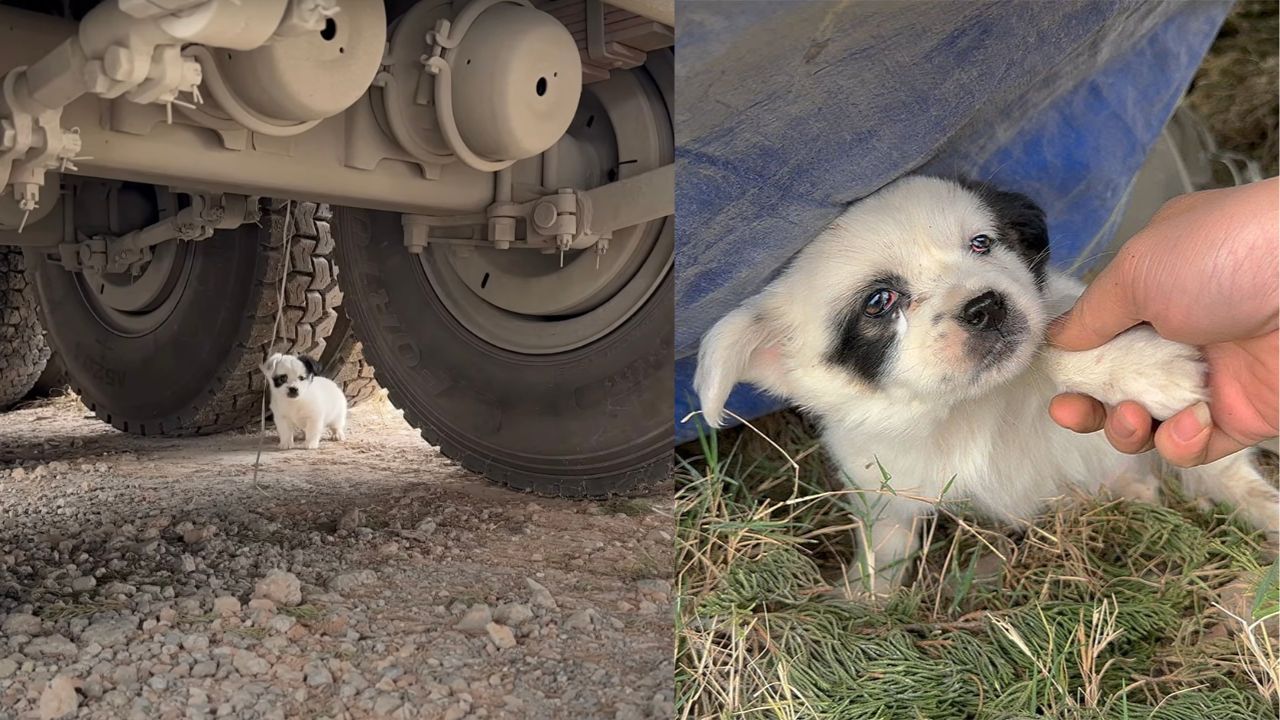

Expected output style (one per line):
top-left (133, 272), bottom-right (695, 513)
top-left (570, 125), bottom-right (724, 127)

top-left (252, 200), bottom-right (294, 486)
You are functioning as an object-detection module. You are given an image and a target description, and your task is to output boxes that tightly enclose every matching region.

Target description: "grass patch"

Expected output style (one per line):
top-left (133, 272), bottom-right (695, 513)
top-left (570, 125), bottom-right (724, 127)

top-left (229, 626), bottom-right (270, 640)
top-left (37, 599), bottom-right (126, 622)
top-left (278, 604), bottom-right (324, 621)
top-left (676, 415), bottom-right (1279, 719)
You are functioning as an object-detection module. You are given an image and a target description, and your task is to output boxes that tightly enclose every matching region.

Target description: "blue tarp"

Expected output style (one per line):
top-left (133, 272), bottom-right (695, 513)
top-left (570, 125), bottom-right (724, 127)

top-left (673, 0), bottom-right (1232, 443)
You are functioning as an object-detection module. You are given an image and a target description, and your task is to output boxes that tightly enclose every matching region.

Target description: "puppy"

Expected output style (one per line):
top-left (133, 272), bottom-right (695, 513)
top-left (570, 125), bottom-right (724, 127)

top-left (695, 175), bottom-right (1279, 593)
top-left (260, 353), bottom-right (347, 450)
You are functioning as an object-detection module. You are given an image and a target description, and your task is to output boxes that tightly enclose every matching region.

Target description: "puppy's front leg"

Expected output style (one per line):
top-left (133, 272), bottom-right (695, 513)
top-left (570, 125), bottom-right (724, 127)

top-left (303, 417), bottom-right (325, 450)
top-left (846, 496), bottom-right (925, 596)
top-left (276, 415), bottom-right (295, 450)
top-left (1045, 326), bottom-right (1206, 420)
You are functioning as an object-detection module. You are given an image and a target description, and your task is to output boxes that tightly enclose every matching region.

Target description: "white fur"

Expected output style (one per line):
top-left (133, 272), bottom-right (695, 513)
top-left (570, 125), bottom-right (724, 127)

top-left (261, 353), bottom-right (347, 450)
top-left (695, 175), bottom-right (1279, 594)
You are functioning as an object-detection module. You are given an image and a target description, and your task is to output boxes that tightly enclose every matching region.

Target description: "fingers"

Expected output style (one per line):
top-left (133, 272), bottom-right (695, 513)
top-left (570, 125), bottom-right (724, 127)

top-left (1049, 393), bottom-right (1106, 433)
top-left (1102, 401), bottom-right (1156, 455)
top-left (1153, 402), bottom-right (1250, 467)
top-left (1048, 261), bottom-right (1143, 352)
top-left (1049, 395), bottom-right (1155, 454)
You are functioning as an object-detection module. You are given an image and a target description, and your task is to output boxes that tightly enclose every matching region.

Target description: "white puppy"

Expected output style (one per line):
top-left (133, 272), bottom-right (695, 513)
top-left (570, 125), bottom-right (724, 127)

top-left (260, 353), bottom-right (347, 450)
top-left (695, 175), bottom-right (1279, 593)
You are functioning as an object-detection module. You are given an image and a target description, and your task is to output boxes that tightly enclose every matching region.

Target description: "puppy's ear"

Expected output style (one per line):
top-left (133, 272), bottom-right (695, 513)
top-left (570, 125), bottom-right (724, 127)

top-left (261, 353), bottom-right (283, 377)
top-left (694, 299), bottom-right (790, 427)
top-left (298, 355), bottom-right (321, 378)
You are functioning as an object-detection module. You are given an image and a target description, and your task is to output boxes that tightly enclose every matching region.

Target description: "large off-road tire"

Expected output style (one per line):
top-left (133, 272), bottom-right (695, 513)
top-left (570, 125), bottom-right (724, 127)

top-left (26, 196), bottom-right (342, 435)
top-left (320, 309), bottom-right (380, 406)
top-left (333, 208), bottom-right (672, 497)
top-left (0, 247), bottom-right (50, 409)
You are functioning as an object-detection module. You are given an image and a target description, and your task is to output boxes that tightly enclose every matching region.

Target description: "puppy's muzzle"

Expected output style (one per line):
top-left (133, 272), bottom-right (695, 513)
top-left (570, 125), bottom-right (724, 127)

top-left (960, 290), bottom-right (1008, 332)
top-left (287, 387), bottom-right (299, 398)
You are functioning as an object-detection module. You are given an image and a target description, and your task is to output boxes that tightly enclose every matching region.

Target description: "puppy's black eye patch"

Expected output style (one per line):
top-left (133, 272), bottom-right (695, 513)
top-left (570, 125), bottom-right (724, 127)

top-left (956, 179), bottom-right (1050, 286)
top-left (273, 374), bottom-right (287, 388)
top-left (827, 275), bottom-right (908, 384)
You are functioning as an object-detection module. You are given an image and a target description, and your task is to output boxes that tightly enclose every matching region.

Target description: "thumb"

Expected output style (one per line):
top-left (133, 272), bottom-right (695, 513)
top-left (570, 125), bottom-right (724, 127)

top-left (1049, 263), bottom-right (1143, 351)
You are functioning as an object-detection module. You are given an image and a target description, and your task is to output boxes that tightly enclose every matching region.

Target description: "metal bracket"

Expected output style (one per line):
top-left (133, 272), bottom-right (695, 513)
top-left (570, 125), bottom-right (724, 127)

top-left (56, 192), bottom-right (257, 273)
top-left (401, 163), bottom-right (672, 265)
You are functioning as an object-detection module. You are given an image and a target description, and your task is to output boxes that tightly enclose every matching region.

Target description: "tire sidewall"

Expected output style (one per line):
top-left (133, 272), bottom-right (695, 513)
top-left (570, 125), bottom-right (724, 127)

top-left (26, 225), bottom-right (264, 433)
top-left (335, 208), bottom-right (672, 495)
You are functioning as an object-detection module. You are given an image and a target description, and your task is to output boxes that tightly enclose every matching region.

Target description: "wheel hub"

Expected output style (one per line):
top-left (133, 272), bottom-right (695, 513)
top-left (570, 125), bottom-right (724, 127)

top-left (72, 182), bottom-right (194, 337)
top-left (422, 53), bottom-right (673, 354)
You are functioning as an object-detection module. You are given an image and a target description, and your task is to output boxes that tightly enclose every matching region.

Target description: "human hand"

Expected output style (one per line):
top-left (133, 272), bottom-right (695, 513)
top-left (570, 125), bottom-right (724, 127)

top-left (1048, 177), bottom-right (1279, 466)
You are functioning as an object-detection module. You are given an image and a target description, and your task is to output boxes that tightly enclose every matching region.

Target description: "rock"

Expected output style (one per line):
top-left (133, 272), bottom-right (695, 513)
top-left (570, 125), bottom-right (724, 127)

top-left (614, 703), bottom-right (645, 720)
top-left (564, 610), bottom-right (595, 631)
top-left (191, 661), bottom-right (218, 678)
top-left (111, 664), bottom-right (138, 687)
top-left (38, 675), bottom-right (80, 720)
top-left (232, 649), bottom-right (270, 677)
top-left (69, 575), bottom-right (97, 592)
top-left (455, 604), bottom-right (492, 633)
top-left (493, 603), bottom-right (534, 627)
top-left (337, 508), bottom-right (364, 531)
top-left (485, 622), bottom-right (517, 649)
top-left (80, 617), bottom-right (138, 648)
top-left (24, 634), bottom-right (78, 659)
top-left (254, 570), bottom-right (302, 607)
top-left (181, 634), bottom-right (209, 652)
top-left (327, 569), bottom-right (378, 594)
top-left (101, 582), bottom-right (137, 597)
top-left (247, 598), bottom-right (276, 614)
top-left (212, 596), bottom-right (241, 617)
top-left (373, 693), bottom-right (403, 716)
top-left (267, 614), bottom-right (296, 634)
top-left (635, 579), bottom-right (671, 600)
top-left (0, 658), bottom-right (16, 678)
top-left (525, 578), bottom-right (557, 610)
top-left (2, 612), bottom-right (42, 636)
top-left (304, 660), bottom-right (333, 687)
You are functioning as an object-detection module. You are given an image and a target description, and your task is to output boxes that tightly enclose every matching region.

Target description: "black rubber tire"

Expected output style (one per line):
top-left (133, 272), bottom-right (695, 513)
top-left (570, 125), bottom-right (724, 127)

top-left (320, 307), bottom-right (380, 406)
top-left (332, 208), bottom-right (672, 497)
top-left (25, 201), bottom-right (342, 435)
top-left (0, 247), bottom-right (50, 409)
top-left (29, 350), bottom-right (70, 397)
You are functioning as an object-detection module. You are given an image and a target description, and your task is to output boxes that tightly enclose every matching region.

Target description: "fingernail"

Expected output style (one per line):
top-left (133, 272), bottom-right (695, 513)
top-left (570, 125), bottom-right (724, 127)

top-left (1113, 410), bottom-right (1138, 440)
top-left (1170, 402), bottom-right (1211, 443)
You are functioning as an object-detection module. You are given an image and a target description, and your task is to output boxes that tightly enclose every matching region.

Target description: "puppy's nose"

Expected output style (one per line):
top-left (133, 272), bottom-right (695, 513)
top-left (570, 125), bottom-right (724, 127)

top-left (287, 387), bottom-right (299, 398)
top-left (960, 290), bottom-right (1008, 331)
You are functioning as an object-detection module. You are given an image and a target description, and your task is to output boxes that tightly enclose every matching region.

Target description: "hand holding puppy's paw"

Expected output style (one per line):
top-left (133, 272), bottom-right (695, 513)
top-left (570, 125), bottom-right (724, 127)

top-left (1049, 326), bottom-right (1207, 421)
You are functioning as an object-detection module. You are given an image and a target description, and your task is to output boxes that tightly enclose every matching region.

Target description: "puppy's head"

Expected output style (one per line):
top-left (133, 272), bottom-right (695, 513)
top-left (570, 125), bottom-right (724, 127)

top-left (695, 176), bottom-right (1051, 427)
top-left (261, 353), bottom-right (321, 399)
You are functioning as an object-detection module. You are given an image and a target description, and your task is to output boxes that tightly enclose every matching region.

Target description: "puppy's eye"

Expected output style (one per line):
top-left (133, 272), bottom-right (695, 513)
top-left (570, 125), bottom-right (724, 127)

top-left (863, 288), bottom-right (898, 318)
top-left (969, 234), bottom-right (992, 254)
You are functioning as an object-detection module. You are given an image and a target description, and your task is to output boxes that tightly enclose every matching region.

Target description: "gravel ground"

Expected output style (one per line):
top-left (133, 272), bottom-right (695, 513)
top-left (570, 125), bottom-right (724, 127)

top-left (0, 395), bottom-right (674, 720)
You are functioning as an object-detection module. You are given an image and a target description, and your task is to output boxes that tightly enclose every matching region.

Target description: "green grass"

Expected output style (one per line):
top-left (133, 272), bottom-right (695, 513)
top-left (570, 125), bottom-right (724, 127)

top-left (676, 416), bottom-right (1279, 720)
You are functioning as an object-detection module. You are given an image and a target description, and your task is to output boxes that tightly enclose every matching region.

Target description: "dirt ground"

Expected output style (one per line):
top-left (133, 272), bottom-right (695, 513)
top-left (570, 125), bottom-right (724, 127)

top-left (0, 395), bottom-right (674, 720)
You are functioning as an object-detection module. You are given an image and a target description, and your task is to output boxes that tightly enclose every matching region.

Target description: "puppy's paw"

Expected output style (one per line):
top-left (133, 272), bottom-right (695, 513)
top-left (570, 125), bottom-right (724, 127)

top-left (278, 440), bottom-right (293, 450)
top-left (304, 439), bottom-right (321, 450)
top-left (1049, 326), bottom-right (1206, 420)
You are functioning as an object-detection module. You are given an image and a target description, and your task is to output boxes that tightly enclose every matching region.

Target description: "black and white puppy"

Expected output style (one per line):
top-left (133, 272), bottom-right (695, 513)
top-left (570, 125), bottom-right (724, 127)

top-left (260, 352), bottom-right (347, 450)
top-left (696, 175), bottom-right (1279, 593)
